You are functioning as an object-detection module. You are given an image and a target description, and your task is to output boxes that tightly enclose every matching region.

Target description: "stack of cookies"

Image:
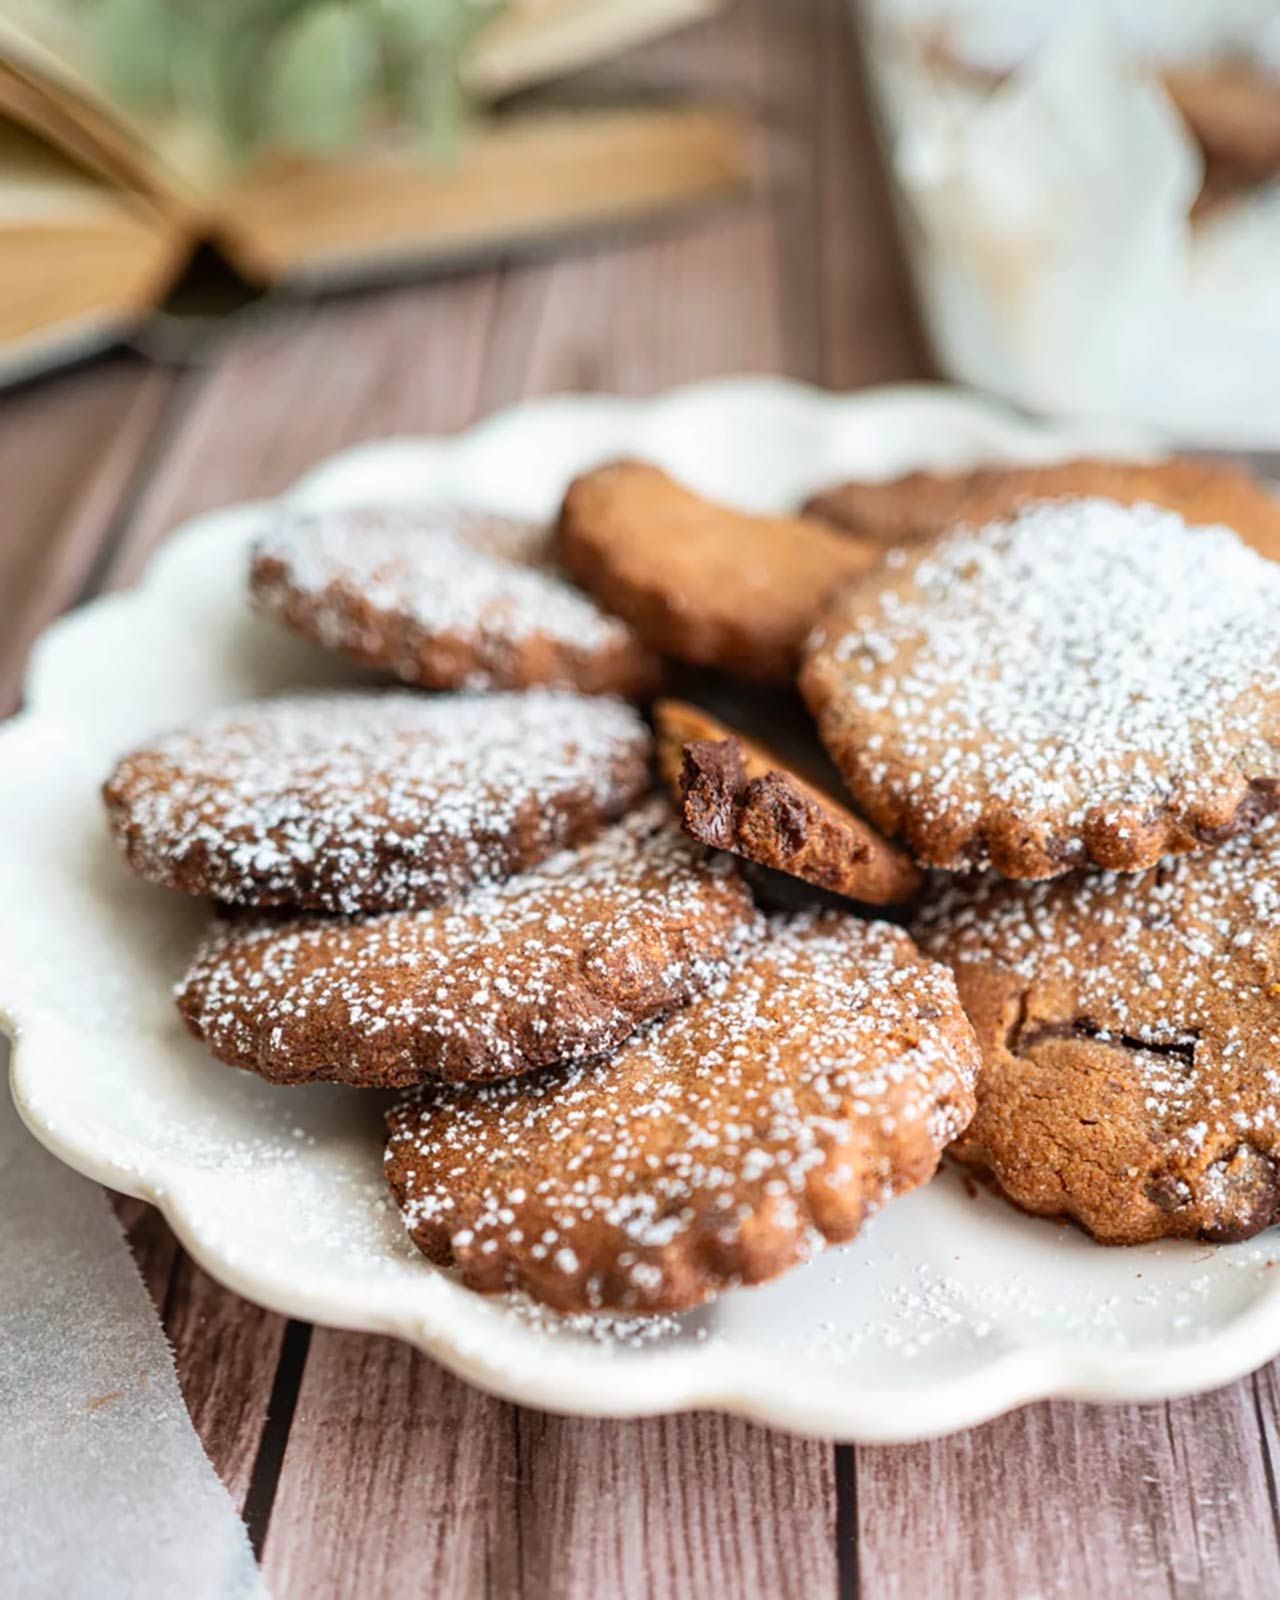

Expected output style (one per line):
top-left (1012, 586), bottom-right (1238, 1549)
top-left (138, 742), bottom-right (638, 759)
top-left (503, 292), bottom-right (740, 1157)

top-left (103, 445), bottom-right (1280, 1314)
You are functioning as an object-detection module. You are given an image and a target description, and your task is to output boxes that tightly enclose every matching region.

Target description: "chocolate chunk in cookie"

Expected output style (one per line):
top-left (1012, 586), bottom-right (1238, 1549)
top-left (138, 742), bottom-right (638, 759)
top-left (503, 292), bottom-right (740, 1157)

top-left (250, 504), bottom-right (659, 695)
top-left (557, 460), bottom-right (877, 683)
top-left (386, 911), bottom-right (979, 1312)
top-left (804, 456), bottom-right (1280, 562)
top-left (802, 497), bottom-right (1280, 879)
top-left (176, 801), bottom-right (760, 1087)
top-left (916, 815), bottom-right (1280, 1245)
top-left (105, 689), bottom-right (651, 912)
top-left (654, 699), bottom-right (922, 905)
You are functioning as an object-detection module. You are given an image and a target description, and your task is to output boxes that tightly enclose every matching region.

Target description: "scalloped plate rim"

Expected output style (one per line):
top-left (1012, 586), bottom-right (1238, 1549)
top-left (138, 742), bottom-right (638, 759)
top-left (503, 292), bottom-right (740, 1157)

top-left (14, 376), bottom-right (1280, 1444)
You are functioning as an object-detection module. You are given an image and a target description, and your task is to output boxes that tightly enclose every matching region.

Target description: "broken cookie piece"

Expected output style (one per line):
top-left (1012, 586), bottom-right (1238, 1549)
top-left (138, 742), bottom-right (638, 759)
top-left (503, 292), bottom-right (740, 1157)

top-left (654, 699), bottom-right (922, 906)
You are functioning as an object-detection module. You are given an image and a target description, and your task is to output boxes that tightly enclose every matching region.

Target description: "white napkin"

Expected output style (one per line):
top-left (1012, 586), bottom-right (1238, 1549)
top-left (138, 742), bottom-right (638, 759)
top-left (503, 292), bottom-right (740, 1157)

top-left (0, 1047), bottom-right (267, 1600)
top-left (862, 3), bottom-right (1280, 443)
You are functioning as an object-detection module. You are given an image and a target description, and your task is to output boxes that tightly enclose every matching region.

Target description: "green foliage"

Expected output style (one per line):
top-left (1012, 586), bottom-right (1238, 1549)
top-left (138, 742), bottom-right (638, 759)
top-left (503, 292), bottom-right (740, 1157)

top-left (81, 0), bottom-right (506, 160)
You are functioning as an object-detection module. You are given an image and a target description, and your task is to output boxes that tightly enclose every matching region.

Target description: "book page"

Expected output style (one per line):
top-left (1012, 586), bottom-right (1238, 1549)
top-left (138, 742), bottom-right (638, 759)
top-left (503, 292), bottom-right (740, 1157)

top-left (0, 0), bottom-right (223, 199)
top-left (465, 0), bottom-right (728, 96)
top-left (217, 104), bottom-right (751, 285)
top-left (0, 116), bottom-right (180, 360)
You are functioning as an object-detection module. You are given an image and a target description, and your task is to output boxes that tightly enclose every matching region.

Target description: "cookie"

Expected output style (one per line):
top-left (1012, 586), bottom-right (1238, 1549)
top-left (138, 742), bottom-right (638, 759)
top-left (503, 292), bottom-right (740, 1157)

top-left (176, 801), bottom-right (759, 1087)
top-left (385, 911), bottom-right (979, 1312)
top-left (1165, 64), bottom-right (1280, 182)
top-left (654, 699), bottom-right (922, 905)
top-left (249, 503), bottom-right (659, 695)
top-left (916, 815), bottom-right (1280, 1245)
top-left (557, 460), bottom-right (877, 683)
top-left (801, 497), bottom-right (1280, 880)
top-left (104, 689), bottom-right (651, 913)
top-left (804, 456), bottom-right (1280, 562)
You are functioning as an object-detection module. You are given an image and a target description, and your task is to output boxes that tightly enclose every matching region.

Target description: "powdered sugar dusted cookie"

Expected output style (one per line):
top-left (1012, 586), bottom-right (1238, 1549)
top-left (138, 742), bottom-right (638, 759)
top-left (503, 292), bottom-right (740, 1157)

top-left (385, 912), bottom-right (979, 1312)
top-left (250, 504), bottom-right (659, 695)
top-left (104, 689), bottom-right (651, 912)
top-left (916, 816), bottom-right (1280, 1245)
top-left (804, 456), bottom-right (1280, 562)
top-left (176, 801), bottom-right (760, 1087)
top-left (802, 498), bottom-right (1280, 880)
top-left (654, 699), bottom-right (923, 905)
top-left (557, 460), bottom-right (877, 683)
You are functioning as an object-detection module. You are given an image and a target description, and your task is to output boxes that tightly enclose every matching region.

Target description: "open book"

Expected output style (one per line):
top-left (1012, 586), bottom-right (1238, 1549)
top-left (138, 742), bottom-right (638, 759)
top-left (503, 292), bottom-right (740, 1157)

top-left (0, 0), bottom-right (749, 380)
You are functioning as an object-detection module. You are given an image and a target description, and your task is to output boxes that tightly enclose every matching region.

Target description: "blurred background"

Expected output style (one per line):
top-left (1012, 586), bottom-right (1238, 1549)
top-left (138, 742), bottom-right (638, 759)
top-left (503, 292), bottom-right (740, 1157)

top-left (6, 1), bottom-right (1280, 425)
top-left (3, 0), bottom-right (1280, 705)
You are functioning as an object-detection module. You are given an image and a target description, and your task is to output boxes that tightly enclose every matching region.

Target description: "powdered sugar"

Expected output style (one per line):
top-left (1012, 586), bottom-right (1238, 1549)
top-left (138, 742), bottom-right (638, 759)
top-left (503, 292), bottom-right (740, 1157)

top-left (917, 814), bottom-right (1280, 1168)
top-left (806, 497), bottom-right (1280, 874)
top-left (386, 912), bottom-right (979, 1311)
top-left (250, 504), bottom-right (648, 690)
top-left (178, 800), bottom-right (760, 1087)
top-left (105, 688), bottom-right (650, 912)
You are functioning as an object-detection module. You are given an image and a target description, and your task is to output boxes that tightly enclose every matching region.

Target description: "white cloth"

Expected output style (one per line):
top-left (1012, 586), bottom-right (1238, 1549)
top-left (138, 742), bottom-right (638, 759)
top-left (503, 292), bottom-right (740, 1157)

top-left (0, 1046), bottom-right (267, 1599)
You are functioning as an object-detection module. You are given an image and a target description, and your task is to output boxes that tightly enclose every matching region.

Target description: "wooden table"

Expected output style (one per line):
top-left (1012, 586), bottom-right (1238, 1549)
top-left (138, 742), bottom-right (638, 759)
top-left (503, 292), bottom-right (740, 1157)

top-left (5, 4), bottom-right (1280, 1595)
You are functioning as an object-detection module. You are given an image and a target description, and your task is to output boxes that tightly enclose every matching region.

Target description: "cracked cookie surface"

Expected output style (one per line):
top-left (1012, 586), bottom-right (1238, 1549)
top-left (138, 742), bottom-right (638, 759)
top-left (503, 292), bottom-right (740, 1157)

top-left (916, 815), bottom-right (1280, 1244)
top-left (386, 910), bottom-right (979, 1312)
top-left (250, 503), bottom-right (659, 695)
top-left (105, 689), bottom-right (651, 912)
top-left (802, 497), bottom-right (1280, 879)
top-left (176, 801), bottom-right (760, 1087)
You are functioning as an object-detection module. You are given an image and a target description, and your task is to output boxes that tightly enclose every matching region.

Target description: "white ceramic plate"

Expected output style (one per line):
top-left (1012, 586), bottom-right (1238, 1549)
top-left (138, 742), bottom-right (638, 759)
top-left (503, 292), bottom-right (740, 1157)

top-left (9, 377), bottom-right (1280, 1444)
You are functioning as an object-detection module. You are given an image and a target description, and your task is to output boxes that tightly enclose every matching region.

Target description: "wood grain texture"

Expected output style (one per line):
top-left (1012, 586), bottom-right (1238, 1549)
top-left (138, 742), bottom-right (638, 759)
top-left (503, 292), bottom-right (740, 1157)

top-left (0, 357), bottom-right (174, 712)
top-left (514, 1411), bottom-right (837, 1600)
top-left (102, 276), bottom-right (502, 592)
top-left (856, 1392), bottom-right (1280, 1599)
top-left (261, 1333), bottom-right (521, 1599)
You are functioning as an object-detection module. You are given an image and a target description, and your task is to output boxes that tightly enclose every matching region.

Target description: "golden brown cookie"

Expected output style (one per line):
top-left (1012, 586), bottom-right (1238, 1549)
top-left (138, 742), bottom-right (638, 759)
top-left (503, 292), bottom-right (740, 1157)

top-left (176, 801), bottom-right (760, 1087)
top-left (802, 497), bottom-right (1280, 880)
top-left (916, 815), bottom-right (1280, 1246)
top-left (654, 699), bottom-right (922, 905)
top-left (385, 911), bottom-right (979, 1312)
top-left (104, 690), bottom-right (652, 913)
top-left (1165, 63), bottom-right (1280, 182)
top-left (557, 460), bottom-right (878, 683)
top-left (804, 456), bottom-right (1280, 562)
top-left (250, 504), bottom-right (659, 695)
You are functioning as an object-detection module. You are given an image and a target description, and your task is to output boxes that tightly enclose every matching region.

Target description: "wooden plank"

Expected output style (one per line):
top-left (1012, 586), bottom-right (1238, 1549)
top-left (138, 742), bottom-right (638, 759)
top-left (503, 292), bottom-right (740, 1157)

top-left (477, 201), bottom-right (784, 402)
top-left (260, 1334), bottom-right (520, 1599)
top-left (100, 275), bottom-right (500, 592)
top-left (856, 1389), bottom-right (1280, 1599)
top-left (0, 356), bottom-right (174, 711)
top-left (808, 0), bottom-right (933, 388)
top-left (514, 1412), bottom-right (838, 1600)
